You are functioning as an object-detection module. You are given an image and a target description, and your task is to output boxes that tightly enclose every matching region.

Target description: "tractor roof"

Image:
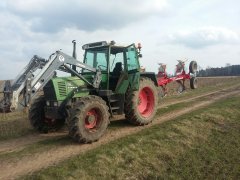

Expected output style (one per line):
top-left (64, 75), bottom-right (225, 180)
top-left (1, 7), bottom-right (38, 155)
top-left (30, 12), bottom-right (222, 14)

top-left (82, 41), bottom-right (131, 50)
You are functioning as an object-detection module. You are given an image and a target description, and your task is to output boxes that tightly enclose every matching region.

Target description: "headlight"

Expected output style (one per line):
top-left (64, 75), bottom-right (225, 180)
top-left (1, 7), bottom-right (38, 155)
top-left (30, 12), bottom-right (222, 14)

top-left (53, 101), bottom-right (58, 107)
top-left (46, 101), bottom-right (50, 106)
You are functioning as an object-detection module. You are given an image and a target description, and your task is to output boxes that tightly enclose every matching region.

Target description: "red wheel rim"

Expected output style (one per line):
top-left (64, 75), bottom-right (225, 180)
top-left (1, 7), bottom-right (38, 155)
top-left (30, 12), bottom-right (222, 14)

top-left (138, 87), bottom-right (155, 118)
top-left (85, 109), bottom-right (100, 130)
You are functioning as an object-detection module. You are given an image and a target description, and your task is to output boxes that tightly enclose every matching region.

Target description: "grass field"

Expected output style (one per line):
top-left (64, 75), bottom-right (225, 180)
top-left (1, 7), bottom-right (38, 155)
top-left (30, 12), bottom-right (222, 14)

top-left (24, 93), bottom-right (240, 179)
top-left (0, 77), bottom-right (239, 179)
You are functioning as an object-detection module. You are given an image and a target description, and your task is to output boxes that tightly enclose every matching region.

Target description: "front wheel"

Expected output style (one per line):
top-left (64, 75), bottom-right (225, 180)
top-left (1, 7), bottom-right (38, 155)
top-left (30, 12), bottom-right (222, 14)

top-left (29, 96), bottom-right (65, 133)
top-left (125, 77), bottom-right (158, 125)
top-left (29, 96), bottom-right (47, 132)
top-left (68, 96), bottom-right (110, 143)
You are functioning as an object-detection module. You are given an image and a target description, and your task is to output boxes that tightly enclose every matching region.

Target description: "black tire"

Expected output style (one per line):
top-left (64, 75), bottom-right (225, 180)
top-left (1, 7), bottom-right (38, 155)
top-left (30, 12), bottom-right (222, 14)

top-left (189, 61), bottom-right (198, 74)
top-left (29, 96), bottom-right (65, 133)
top-left (125, 77), bottom-right (158, 125)
top-left (68, 96), bottom-right (110, 143)
top-left (29, 96), bottom-right (48, 133)
top-left (190, 77), bottom-right (198, 89)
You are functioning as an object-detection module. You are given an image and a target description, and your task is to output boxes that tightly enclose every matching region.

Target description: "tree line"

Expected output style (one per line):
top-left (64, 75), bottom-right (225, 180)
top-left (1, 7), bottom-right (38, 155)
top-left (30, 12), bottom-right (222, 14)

top-left (197, 65), bottom-right (240, 77)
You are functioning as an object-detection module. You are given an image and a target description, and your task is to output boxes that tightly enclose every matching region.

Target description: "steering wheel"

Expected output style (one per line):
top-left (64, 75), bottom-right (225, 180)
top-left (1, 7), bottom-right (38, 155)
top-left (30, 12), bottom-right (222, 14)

top-left (98, 65), bottom-right (107, 70)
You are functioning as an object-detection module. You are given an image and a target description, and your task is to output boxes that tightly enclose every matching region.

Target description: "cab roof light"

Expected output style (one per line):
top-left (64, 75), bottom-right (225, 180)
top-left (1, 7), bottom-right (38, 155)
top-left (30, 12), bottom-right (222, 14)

top-left (137, 43), bottom-right (142, 50)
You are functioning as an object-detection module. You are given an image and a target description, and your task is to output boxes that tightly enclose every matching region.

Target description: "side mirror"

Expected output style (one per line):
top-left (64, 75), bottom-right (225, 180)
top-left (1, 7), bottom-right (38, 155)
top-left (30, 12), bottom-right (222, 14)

top-left (138, 54), bottom-right (143, 58)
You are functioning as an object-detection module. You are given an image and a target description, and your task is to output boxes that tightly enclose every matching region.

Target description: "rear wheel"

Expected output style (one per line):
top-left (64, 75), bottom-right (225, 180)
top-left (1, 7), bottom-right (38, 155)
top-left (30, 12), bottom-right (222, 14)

top-left (125, 77), bottom-right (158, 125)
top-left (68, 96), bottom-right (109, 143)
top-left (190, 77), bottom-right (198, 89)
top-left (29, 96), bottom-right (65, 133)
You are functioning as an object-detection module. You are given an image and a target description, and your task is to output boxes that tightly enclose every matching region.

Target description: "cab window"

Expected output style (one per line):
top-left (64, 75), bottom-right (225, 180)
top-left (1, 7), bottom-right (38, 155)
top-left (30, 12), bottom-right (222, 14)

top-left (126, 45), bottom-right (139, 71)
top-left (109, 47), bottom-right (125, 73)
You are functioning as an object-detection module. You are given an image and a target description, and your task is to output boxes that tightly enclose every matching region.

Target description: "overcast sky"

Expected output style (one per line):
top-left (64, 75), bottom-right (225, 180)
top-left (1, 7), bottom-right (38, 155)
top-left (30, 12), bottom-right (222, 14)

top-left (0, 0), bottom-right (239, 79)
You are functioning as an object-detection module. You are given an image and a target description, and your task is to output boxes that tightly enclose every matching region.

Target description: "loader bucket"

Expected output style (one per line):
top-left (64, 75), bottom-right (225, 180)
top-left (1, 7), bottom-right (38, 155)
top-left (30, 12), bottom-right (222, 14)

top-left (0, 80), bottom-right (12, 113)
top-left (0, 100), bottom-right (11, 113)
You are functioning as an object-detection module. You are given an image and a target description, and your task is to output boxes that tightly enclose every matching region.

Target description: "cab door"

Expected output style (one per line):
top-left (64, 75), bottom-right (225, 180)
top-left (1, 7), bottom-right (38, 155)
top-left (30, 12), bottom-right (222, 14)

top-left (111, 44), bottom-right (140, 94)
top-left (125, 44), bottom-right (140, 91)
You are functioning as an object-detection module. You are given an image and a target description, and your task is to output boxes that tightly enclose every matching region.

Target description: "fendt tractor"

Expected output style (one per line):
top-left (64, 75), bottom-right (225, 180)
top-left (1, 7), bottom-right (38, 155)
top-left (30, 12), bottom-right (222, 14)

top-left (0, 41), bottom-right (160, 143)
top-left (0, 40), bottom-right (197, 143)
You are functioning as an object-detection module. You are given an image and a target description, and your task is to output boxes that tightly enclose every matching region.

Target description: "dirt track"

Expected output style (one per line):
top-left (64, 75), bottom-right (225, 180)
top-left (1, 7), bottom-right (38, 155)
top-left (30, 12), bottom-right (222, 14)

top-left (0, 85), bottom-right (239, 179)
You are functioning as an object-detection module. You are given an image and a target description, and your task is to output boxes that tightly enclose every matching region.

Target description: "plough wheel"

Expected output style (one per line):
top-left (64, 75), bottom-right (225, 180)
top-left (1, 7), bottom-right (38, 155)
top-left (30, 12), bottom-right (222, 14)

top-left (190, 77), bottom-right (198, 89)
top-left (189, 61), bottom-right (198, 74)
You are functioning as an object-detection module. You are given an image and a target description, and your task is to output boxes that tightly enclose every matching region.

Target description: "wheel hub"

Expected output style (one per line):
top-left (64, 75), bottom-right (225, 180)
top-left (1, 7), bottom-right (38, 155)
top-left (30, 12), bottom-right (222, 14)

top-left (86, 115), bottom-right (95, 124)
top-left (85, 109), bottom-right (99, 130)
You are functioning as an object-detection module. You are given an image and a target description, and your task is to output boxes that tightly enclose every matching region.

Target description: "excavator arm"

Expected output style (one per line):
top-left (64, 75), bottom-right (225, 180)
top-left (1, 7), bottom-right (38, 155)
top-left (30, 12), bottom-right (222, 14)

top-left (0, 51), bottom-right (102, 112)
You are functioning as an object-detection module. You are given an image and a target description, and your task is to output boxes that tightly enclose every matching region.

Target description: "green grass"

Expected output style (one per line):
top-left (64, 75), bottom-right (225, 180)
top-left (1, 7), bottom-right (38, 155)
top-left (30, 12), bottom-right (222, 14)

top-left (0, 110), bottom-right (32, 140)
top-left (23, 94), bottom-right (240, 180)
top-left (0, 115), bottom-right (34, 141)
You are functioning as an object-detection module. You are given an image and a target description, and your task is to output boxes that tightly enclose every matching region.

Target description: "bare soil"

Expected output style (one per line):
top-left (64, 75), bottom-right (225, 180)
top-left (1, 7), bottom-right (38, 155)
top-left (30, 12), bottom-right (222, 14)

top-left (0, 85), bottom-right (239, 179)
top-left (0, 132), bottom-right (66, 153)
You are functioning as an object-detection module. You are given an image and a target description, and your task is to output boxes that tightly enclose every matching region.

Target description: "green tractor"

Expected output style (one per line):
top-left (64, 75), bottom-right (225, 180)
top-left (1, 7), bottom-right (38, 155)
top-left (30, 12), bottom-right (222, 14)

top-left (0, 41), bottom-right (159, 143)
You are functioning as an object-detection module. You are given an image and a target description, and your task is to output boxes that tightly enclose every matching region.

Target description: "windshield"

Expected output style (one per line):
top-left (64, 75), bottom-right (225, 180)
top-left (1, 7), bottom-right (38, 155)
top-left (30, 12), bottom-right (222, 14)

top-left (83, 47), bottom-right (108, 72)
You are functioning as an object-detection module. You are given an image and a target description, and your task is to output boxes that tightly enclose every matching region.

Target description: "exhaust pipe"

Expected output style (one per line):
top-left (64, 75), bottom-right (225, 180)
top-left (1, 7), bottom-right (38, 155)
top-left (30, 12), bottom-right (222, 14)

top-left (72, 40), bottom-right (77, 72)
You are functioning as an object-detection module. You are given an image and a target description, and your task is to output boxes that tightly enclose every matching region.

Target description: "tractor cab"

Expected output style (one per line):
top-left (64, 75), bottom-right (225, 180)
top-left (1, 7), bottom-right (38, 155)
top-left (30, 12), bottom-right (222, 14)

top-left (82, 41), bottom-right (141, 94)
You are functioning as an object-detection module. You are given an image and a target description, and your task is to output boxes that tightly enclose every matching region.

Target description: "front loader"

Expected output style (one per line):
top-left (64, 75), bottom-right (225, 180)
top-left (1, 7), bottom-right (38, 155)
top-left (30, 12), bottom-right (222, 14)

top-left (0, 40), bottom-right (159, 143)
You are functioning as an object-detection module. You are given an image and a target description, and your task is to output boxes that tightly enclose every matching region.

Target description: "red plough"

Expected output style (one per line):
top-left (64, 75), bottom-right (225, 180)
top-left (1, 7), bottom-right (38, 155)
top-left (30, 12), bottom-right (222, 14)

top-left (157, 60), bottom-right (198, 96)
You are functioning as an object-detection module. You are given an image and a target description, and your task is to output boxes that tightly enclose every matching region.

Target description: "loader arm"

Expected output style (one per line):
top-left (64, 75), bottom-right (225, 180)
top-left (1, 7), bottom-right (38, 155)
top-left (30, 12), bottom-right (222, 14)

top-left (0, 51), bottom-right (102, 112)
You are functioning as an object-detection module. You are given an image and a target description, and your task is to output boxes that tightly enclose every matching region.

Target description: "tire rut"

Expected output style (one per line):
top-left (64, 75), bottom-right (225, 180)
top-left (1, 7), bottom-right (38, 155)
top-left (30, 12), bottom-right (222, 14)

top-left (0, 132), bottom-right (67, 153)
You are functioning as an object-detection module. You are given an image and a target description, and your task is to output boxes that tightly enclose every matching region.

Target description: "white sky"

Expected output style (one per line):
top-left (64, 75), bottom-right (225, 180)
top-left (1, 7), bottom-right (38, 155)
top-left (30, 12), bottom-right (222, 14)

top-left (0, 0), bottom-right (239, 79)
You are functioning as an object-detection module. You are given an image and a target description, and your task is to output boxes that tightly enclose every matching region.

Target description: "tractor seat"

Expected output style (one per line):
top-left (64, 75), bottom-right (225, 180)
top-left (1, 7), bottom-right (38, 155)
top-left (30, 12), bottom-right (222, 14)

top-left (110, 62), bottom-right (123, 90)
top-left (112, 62), bottom-right (123, 77)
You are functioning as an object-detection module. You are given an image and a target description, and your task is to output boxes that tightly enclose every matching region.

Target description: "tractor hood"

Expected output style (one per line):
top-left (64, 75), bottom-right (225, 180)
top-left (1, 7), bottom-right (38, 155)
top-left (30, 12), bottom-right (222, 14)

top-left (43, 76), bottom-right (90, 101)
